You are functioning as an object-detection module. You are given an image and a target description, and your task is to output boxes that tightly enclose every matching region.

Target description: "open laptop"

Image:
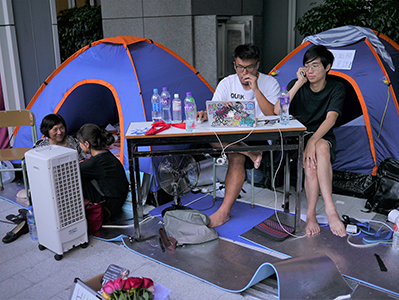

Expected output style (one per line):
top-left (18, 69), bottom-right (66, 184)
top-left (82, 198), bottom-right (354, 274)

top-left (206, 100), bottom-right (257, 127)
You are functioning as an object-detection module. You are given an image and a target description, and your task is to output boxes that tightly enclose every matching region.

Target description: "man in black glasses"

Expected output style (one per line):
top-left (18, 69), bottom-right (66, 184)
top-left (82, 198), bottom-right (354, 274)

top-left (197, 44), bottom-right (280, 228)
top-left (275, 45), bottom-right (346, 237)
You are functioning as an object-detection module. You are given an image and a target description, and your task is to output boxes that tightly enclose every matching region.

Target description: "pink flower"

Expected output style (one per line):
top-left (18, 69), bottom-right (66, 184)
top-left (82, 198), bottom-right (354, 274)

top-left (113, 278), bottom-right (124, 291)
top-left (142, 277), bottom-right (154, 289)
top-left (124, 277), bottom-right (143, 289)
top-left (102, 281), bottom-right (116, 294)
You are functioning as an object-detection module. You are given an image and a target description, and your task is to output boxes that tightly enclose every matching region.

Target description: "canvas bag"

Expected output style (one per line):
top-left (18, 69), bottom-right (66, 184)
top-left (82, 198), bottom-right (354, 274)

top-left (162, 209), bottom-right (219, 247)
top-left (365, 158), bottom-right (399, 215)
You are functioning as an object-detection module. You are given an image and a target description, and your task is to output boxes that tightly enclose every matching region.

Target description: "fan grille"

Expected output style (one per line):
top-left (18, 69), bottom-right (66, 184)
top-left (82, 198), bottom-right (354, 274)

top-left (53, 161), bottom-right (85, 228)
top-left (158, 156), bottom-right (199, 196)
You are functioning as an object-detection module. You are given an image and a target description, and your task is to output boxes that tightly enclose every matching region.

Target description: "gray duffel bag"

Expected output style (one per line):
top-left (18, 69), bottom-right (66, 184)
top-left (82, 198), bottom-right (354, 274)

top-left (162, 209), bottom-right (219, 248)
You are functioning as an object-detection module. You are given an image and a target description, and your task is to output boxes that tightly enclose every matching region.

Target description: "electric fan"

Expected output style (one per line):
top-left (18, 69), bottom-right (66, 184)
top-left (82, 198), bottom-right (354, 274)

top-left (157, 155), bottom-right (199, 216)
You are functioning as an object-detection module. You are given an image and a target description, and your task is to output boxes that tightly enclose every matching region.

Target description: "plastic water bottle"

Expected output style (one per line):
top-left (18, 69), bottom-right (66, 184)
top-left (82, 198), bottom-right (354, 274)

top-left (172, 93), bottom-right (182, 123)
top-left (27, 206), bottom-right (38, 241)
top-left (151, 88), bottom-right (162, 122)
top-left (184, 92), bottom-right (197, 132)
top-left (160, 87), bottom-right (171, 123)
top-left (393, 216), bottom-right (399, 249)
top-left (279, 86), bottom-right (290, 125)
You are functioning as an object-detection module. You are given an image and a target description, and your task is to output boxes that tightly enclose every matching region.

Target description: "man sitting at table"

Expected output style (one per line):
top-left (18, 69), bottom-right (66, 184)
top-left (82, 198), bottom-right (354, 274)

top-left (274, 45), bottom-right (346, 237)
top-left (197, 43), bottom-right (280, 228)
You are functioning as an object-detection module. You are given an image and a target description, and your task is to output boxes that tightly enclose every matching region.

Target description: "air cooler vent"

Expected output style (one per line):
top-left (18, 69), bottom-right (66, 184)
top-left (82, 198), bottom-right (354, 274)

top-left (53, 161), bottom-right (85, 228)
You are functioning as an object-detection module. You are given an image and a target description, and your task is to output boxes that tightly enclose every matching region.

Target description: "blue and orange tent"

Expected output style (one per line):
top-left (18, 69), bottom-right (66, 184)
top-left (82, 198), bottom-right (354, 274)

top-left (270, 27), bottom-right (399, 176)
top-left (13, 36), bottom-right (214, 172)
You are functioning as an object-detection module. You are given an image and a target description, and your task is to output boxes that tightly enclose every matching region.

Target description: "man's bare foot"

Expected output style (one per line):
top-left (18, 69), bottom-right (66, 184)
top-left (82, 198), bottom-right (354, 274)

top-left (244, 151), bottom-right (262, 169)
top-left (327, 212), bottom-right (346, 237)
top-left (209, 210), bottom-right (230, 228)
top-left (306, 214), bottom-right (320, 236)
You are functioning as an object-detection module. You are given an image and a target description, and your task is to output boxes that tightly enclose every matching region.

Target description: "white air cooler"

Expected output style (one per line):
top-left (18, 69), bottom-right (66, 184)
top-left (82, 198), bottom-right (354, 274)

top-left (25, 145), bottom-right (88, 259)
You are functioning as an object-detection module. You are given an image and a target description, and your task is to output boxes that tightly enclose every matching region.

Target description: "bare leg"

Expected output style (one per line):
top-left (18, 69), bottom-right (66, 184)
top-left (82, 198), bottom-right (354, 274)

top-left (304, 165), bottom-right (321, 236)
top-left (242, 150), bottom-right (262, 169)
top-left (316, 141), bottom-right (346, 237)
top-left (209, 152), bottom-right (246, 228)
top-left (223, 141), bottom-right (262, 169)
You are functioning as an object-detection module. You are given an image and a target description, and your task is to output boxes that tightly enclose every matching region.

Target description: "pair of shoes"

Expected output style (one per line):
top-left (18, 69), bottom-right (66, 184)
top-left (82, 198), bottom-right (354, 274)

top-left (342, 215), bottom-right (376, 235)
top-left (2, 220), bottom-right (29, 243)
top-left (363, 229), bottom-right (393, 245)
top-left (5, 208), bottom-right (28, 224)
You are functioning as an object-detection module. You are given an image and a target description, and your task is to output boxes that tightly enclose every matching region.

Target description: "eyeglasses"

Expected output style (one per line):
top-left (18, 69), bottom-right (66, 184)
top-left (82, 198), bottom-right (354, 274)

top-left (234, 62), bottom-right (258, 73)
top-left (303, 63), bottom-right (322, 72)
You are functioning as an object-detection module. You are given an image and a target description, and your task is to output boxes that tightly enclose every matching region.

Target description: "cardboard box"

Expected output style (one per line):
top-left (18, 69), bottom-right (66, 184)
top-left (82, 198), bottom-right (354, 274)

top-left (69, 274), bottom-right (105, 300)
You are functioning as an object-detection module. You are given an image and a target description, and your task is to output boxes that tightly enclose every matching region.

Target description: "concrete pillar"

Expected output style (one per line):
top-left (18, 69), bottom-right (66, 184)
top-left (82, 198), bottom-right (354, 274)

top-left (0, 0), bottom-right (25, 110)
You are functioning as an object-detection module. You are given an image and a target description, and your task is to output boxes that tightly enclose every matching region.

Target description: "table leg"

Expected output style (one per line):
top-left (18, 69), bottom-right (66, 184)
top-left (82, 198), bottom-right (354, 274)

top-left (295, 134), bottom-right (304, 232)
top-left (128, 143), bottom-right (141, 239)
top-left (213, 157), bottom-right (217, 202)
top-left (283, 152), bottom-right (291, 213)
top-left (134, 156), bottom-right (144, 220)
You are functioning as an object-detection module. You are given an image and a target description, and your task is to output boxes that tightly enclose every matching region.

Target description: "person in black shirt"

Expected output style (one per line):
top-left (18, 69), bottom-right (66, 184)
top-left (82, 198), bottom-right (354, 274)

top-left (77, 124), bottom-right (129, 218)
top-left (275, 45), bottom-right (346, 237)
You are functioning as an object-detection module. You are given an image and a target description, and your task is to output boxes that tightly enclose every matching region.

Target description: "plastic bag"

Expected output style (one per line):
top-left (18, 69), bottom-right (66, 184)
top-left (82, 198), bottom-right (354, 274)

top-left (0, 161), bottom-right (16, 184)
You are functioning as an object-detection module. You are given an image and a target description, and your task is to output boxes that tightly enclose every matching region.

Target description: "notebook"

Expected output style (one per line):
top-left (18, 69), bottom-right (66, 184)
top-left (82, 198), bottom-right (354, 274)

top-left (206, 100), bottom-right (257, 127)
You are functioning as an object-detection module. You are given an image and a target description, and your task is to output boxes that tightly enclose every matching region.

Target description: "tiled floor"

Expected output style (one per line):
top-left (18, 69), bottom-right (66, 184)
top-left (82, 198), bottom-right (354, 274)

top-left (0, 179), bottom-right (384, 299)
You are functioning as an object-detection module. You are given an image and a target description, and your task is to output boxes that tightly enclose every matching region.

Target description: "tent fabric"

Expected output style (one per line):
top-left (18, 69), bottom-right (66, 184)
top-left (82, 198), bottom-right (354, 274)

top-left (271, 27), bottom-right (399, 176)
top-left (303, 25), bottom-right (395, 71)
top-left (13, 36), bottom-right (214, 174)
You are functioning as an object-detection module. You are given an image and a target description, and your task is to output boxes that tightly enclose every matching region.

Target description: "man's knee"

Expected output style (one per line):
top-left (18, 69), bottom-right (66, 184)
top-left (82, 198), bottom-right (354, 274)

top-left (315, 140), bottom-right (331, 159)
top-left (227, 153), bottom-right (246, 167)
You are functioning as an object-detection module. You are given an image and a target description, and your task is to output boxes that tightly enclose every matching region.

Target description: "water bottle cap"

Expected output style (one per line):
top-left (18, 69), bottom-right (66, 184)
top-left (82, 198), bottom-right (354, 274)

top-left (28, 206), bottom-right (33, 210)
top-left (153, 88), bottom-right (158, 93)
top-left (186, 92), bottom-right (192, 96)
top-left (174, 94), bottom-right (179, 98)
top-left (282, 86), bottom-right (287, 90)
top-left (162, 87), bottom-right (167, 91)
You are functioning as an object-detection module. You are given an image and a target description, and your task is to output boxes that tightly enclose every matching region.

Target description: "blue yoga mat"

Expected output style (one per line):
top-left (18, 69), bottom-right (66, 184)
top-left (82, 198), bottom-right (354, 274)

top-left (149, 192), bottom-right (277, 246)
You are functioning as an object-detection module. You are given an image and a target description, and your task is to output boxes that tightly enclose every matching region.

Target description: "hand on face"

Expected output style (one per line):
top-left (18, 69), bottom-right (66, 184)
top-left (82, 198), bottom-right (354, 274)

top-left (241, 73), bottom-right (259, 91)
top-left (296, 67), bottom-right (308, 85)
top-left (235, 58), bottom-right (259, 91)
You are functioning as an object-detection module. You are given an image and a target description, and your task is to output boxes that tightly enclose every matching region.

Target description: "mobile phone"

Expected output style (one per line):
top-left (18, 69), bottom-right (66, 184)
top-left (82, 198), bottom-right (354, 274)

top-left (300, 71), bottom-right (306, 78)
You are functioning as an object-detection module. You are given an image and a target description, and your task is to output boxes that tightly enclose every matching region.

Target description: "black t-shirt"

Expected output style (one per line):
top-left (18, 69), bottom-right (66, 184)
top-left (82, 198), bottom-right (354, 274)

top-left (79, 150), bottom-right (129, 216)
top-left (288, 78), bottom-right (345, 150)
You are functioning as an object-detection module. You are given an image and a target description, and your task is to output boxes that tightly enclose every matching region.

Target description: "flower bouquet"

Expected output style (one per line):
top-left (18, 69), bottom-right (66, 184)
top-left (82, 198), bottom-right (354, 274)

top-left (101, 276), bottom-right (155, 300)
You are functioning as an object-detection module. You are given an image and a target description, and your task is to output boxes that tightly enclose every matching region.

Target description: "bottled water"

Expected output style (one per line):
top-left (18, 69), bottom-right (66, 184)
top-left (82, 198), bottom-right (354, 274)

top-left (279, 86), bottom-right (290, 125)
top-left (172, 93), bottom-right (182, 123)
top-left (393, 216), bottom-right (399, 249)
top-left (151, 88), bottom-right (162, 122)
top-left (184, 92), bottom-right (197, 132)
top-left (160, 87), bottom-right (171, 123)
top-left (27, 206), bottom-right (38, 241)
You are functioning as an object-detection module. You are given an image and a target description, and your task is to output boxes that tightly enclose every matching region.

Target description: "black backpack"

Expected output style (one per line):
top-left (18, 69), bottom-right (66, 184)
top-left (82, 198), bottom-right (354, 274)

top-left (365, 158), bottom-right (399, 215)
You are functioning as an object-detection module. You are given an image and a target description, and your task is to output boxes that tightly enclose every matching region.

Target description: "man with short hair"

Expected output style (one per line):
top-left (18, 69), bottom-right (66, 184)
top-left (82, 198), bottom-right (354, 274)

top-left (197, 44), bottom-right (280, 228)
top-left (275, 45), bottom-right (346, 237)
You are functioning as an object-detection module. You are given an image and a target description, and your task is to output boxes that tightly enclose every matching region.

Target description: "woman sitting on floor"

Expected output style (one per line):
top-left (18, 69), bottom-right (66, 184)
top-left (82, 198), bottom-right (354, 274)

top-left (77, 123), bottom-right (129, 218)
top-left (34, 113), bottom-right (86, 160)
